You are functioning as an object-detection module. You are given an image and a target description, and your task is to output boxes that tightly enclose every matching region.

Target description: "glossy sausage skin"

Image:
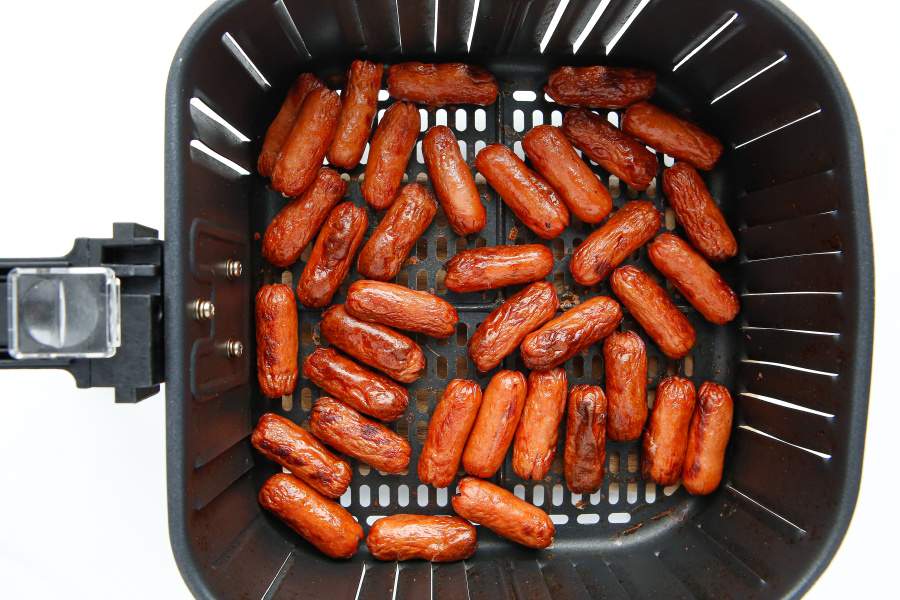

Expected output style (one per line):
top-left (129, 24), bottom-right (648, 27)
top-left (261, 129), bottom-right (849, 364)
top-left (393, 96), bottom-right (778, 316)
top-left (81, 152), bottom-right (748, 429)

top-left (521, 296), bottom-right (622, 371)
top-left (661, 163), bottom-right (737, 261)
top-left (302, 347), bottom-right (409, 422)
top-left (309, 397), bottom-right (411, 473)
top-left (418, 379), bottom-right (483, 488)
top-left (262, 168), bottom-right (347, 267)
top-left (366, 515), bottom-right (477, 562)
top-left (622, 102), bottom-right (723, 171)
top-left (564, 385), bottom-right (607, 493)
top-left (255, 284), bottom-right (298, 398)
top-left (357, 183), bottom-right (437, 280)
top-left (512, 369), bottom-right (568, 480)
top-left (387, 62), bottom-right (498, 106)
top-left (361, 102), bottom-right (420, 209)
top-left (452, 477), bottom-right (554, 549)
top-left (642, 376), bottom-right (696, 486)
top-left (545, 66), bottom-right (656, 109)
top-left (328, 60), bottom-right (383, 169)
top-left (523, 125), bottom-right (612, 224)
top-left (468, 281), bottom-right (559, 372)
top-left (258, 474), bottom-right (363, 559)
top-left (296, 202), bottom-right (368, 308)
top-left (570, 200), bottom-right (661, 286)
top-left (475, 144), bottom-right (570, 240)
top-left (462, 370), bottom-right (527, 478)
top-left (610, 266), bottom-right (696, 359)
top-left (648, 233), bottom-right (739, 325)
top-left (682, 383), bottom-right (733, 495)
top-left (562, 108), bottom-right (658, 191)
top-left (603, 331), bottom-right (648, 442)
top-left (252, 413), bottom-right (351, 498)
top-left (423, 125), bottom-right (486, 235)
top-left (345, 279), bottom-right (458, 338)
top-left (258, 73), bottom-right (324, 177)
top-left (319, 305), bottom-right (425, 383)
top-left (444, 244), bottom-right (554, 293)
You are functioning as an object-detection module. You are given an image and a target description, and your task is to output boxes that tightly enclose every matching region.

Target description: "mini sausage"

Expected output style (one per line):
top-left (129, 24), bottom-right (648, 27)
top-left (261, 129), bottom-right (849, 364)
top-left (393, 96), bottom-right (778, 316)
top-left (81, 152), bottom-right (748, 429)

top-left (570, 200), bottom-right (661, 286)
top-left (361, 101), bottom-right (420, 210)
top-left (648, 233), bottom-right (739, 325)
top-left (475, 144), bottom-right (570, 240)
top-left (512, 368), bottom-right (568, 481)
top-left (327, 60), bottom-right (383, 169)
top-left (295, 202), bottom-right (368, 308)
top-left (603, 331), bottom-right (648, 442)
top-left (423, 125), bottom-right (486, 235)
top-left (610, 266), bottom-right (696, 359)
top-left (468, 281), bottom-right (559, 373)
top-left (345, 280), bottom-right (458, 338)
top-left (272, 86), bottom-right (341, 197)
top-left (418, 379), bottom-right (483, 488)
top-left (462, 370), bottom-right (527, 478)
top-left (521, 296), bottom-right (622, 371)
top-left (319, 305), bottom-right (425, 383)
top-left (258, 473), bottom-right (363, 559)
top-left (258, 73), bottom-right (324, 177)
top-left (255, 284), bottom-right (298, 398)
top-left (523, 125), bottom-right (612, 224)
top-left (357, 183), bottom-right (437, 281)
top-left (444, 244), bottom-right (554, 293)
top-left (387, 62), bottom-right (499, 106)
top-left (252, 413), bottom-right (351, 499)
top-left (682, 382), bottom-right (734, 495)
top-left (622, 102), bottom-right (723, 171)
top-left (451, 477), bottom-right (554, 549)
top-left (309, 397), bottom-right (411, 473)
top-left (545, 66), bottom-right (656, 109)
top-left (366, 515), bottom-right (477, 562)
top-left (302, 347), bottom-right (409, 422)
top-left (564, 385), bottom-right (607, 493)
top-left (642, 376), bottom-right (696, 486)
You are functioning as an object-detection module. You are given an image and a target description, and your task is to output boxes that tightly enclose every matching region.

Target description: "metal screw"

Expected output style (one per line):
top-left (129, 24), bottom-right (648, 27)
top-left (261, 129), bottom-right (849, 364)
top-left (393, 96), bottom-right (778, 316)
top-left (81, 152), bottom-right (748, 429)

top-left (192, 299), bottom-right (215, 321)
top-left (225, 339), bottom-right (244, 358)
top-left (224, 259), bottom-right (243, 279)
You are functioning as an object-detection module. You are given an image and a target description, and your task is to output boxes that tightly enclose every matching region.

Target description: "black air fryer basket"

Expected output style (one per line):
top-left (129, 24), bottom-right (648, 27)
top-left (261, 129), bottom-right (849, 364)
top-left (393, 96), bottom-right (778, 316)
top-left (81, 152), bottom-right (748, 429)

top-left (0, 0), bottom-right (873, 598)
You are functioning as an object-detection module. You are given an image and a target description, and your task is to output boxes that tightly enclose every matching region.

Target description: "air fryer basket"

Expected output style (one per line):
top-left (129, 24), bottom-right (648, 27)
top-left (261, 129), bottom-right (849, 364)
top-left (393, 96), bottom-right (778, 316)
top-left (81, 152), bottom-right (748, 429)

top-left (164, 0), bottom-right (873, 598)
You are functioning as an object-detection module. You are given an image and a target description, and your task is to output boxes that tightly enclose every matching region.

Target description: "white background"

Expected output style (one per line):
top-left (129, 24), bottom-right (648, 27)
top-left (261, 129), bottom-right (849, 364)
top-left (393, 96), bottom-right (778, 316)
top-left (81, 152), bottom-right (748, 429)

top-left (0, 1), bottom-right (895, 597)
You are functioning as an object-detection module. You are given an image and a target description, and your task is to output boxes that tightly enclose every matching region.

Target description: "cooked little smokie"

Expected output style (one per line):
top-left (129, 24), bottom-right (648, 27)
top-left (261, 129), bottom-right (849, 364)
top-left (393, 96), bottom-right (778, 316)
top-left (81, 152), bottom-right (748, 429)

top-left (462, 370), bottom-right (527, 478)
top-left (622, 102), bottom-right (723, 171)
top-left (345, 279), bottom-right (458, 338)
top-left (423, 125), bottom-right (486, 236)
top-left (544, 66), bottom-right (656, 109)
top-left (564, 385), bottom-right (607, 494)
top-left (387, 62), bottom-right (499, 106)
top-left (603, 331), bottom-right (648, 442)
top-left (444, 244), bottom-right (554, 293)
top-left (366, 515), bottom-right (477, 562)
top-left (418, 379), bottom-right (483, 488)
top-left (254, 284), bottom-right (298, 398)
top-left (512, 368), bottom-right (568, 481)
top-left (257, 73), bottom-right (323, 177)
top-left (682, 383), bottom-right (734, 495)
top-left (642, 376), bottom-right (697, 486)
top-left (327, 59), bottom-right (383, 169)
top-left (361, 101), bottom-right (420, 210)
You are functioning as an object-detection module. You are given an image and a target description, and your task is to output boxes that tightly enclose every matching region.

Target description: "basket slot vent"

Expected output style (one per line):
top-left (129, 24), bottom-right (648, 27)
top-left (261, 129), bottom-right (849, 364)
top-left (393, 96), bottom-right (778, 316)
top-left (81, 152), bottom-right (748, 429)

top-left (743, 328), bottom-right (841, 374)
top-left (221, 32), bottom-right (271, 89)
top-left (356, 0), bottom-right (403, 56)
top-left (465, 0), bottom-right (480, 52)
top-left (742, 292), bottom-right (842, 333)
top-left (572, 0), bottom-right (612, 53)
top-left (604, 0), bottom-right (651, 54)
top-left (739, 393), bottom-right (835, 453)
top-left (739, 360), bottom-right (837, 415)
top-left (397, 0), bottom-right (438, 55)
top-left (734, 107), bottom-right (822, 150)
top-left (538, 0), bottom-right (572, 53)
top-left (261, 552), bottom-right (295, 600)
top-left (738, 425), bottom-right (831, 460)
top-left (724, 484), bottom-right (807, 537)
top-left (358, 562), bottom-right (399, 600)
top-left (739, 168), bottom-right (838, 227)
top-left (711, 52), bottom-right (788, 104)
top-left (741, 212), bottom-right (840, 261)
top-left (742, 251), bottom-right (842, 294)
top-left (189, 140), bottom-right (251, 178)
top-left (272, 0), bottom-right (311, 59)
top-left (189, 97), bottom-right (250, 144)
top-left (672, 11), bottom-right (739, 71)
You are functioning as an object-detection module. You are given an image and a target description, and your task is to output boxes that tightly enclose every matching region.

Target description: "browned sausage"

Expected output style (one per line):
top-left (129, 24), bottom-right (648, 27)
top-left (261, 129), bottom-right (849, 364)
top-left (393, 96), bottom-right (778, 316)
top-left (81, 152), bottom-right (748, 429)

top-left (562, 108), bottom-right (658, 191)
top-left (622, 102), bottom-right (723, 171)
top-left (387, 62), bottom-right (498, 106)
top-left (366, 515), bottom-right (477, 562)
top-left (418, 379), bottom-right (483, 488)
top-left (661, 163), bottom-right (737, 261)
top-left (357, 183), bottom-right (437, 280)
top-left (302, 347), bottom-right (409, 422)
top-left (610, 266), bottom-right (696, 359)
top-left (252, 413), bottom-right (351, 498)
top-left (258, 73), bottom-right (324, 177)
top-left (255, 284), bottom-right (298, 398)
top-left (521, 296), bottom-right (622, 371)
top-left (444, 244), bottom-right (554, 293)
top-left (462, 370), bottom-right (527, 478)
top-left (642, 376), bottom-right (696, 485)
top-left (258, 473), bottom-right (363, 559)
top-left (361, 101), bottom-right (420, 209)
top-left (345, 279), bottom-right (458, 338)
top-left (468, 281), bottom-right (559, 372)
top-left (475, 144), bottom-right (570, 240)
top-left (512, 369), bottom-right (568, 480)
top-left (570, 200), bottom-right (661, 286)
top-left (603, 331), bottom-right (648, 442)
top-left (271, 86), bottom-right (341, 197)
top-left (648, 233), bottom-right (739, 325)
top-left (564, 385), bottom-right (607, 493)
top-left (309, 397), bottom-right (411, 473)
top-left (327, 60), bottom-right (383, 169)
top-left (262, 168), bottom-right (346, 267)
top-left (451, 477), bottom-right (554, 549)
top-left (319, 304), bottom-right (425, 383)
top-left (545, 66), bottom-right (656, 109)
top-left (423, 125), bottom-right (486, 235)
top-left (295, 202), bottom-right (368, 308)
top-left (682, 382), bottom-right (734, 495)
